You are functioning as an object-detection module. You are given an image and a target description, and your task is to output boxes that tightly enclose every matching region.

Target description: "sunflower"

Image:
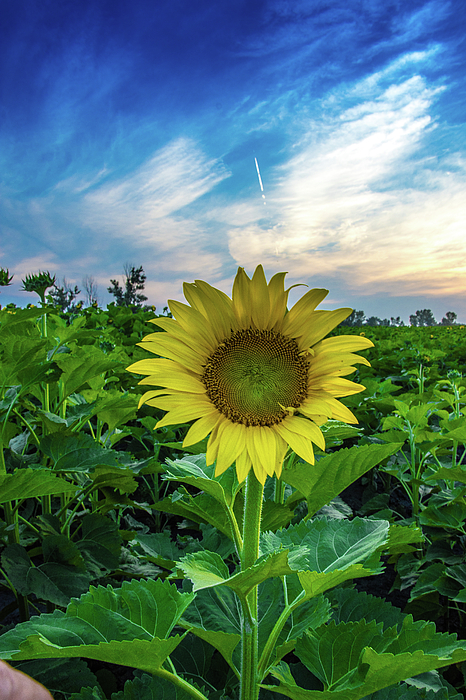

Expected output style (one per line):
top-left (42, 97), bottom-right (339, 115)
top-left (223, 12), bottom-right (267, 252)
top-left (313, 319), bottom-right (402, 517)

top-left (127, 266), bottom-right (373, 484)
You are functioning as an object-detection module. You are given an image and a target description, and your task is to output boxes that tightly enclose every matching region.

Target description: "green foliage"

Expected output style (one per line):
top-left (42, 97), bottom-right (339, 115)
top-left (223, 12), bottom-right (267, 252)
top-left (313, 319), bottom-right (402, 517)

top-left (1, 304), bottom-right (466, 699)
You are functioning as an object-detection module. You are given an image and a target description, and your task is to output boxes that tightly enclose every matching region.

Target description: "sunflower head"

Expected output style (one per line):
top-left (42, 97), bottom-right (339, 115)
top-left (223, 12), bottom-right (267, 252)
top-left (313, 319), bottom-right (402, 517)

top-left (127, 265), bottom-right (374, 484)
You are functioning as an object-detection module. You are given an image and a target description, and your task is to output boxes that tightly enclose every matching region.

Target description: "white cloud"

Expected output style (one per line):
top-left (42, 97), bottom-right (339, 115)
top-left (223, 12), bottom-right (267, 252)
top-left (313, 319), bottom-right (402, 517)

top-left (81, 137), bottom-right (230, 236)
top-left (228, 72), bottom-right (466, 297)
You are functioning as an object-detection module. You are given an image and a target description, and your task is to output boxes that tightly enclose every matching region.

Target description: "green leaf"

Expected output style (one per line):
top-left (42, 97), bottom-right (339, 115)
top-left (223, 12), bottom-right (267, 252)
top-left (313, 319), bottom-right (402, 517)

top-left (91, 466), bottom-right (138, 494)
top-left (1, 543), bottom-right (91, 605)
top-left (419, 502), bottom-right (466, 531)
top-left (92, 389), bottom-right (139, 433)
top-left (153, 491), bottom-right (237, 539)
top-left (70, 685), bottom-right (107, 700)
top-left (0, 468), bottom-right (76, 504)
top-left (365, 682), bottom-right (463, 700)
top-left (178, 551), bottom-right (230, 590)
top-left (15, 658), bottom-right (98, 697)
top-left (55, 345), bottom-right (123, 398)
top-left (261, 518), bottom-right (389, 573)
top-left (75, 512), bottom-right (122, 576)
top-left (384, 523), bottom-right (424, 556)
top-left (327, 588), bottom-right (406, 632)
top-left (134, 531), bottom-right (187, 569)
top-left (267, 614), bottom-right (466, 699)
top-left (40, 433), bottom-right (124, 472)
top-left (426, 465), bottom-right (466, 483)
top-left (183, 625), bottom-right (241, 674)
top-left (0, 579), bottom-right (195, 673)
top-left (296, 619), bottom-right (378, 691)
top-left (181, 586), bottom-right (242, 672)
top-left (111, 672), bottom-right (206, 700)
top-left (164, 456), bottom-right (234, 507)
top-left (283, 444), bottom-right (403, 518)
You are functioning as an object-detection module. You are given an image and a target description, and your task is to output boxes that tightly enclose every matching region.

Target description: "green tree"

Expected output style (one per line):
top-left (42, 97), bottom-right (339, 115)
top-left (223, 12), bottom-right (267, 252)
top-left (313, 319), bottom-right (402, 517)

top-left (441, 311), bottom-right (457, 325)
top-left (48, 277), bottom-right (81, 312)
top-left (340, 309), bottom-right (365, 327)
top-left (108, 264), bottom-right (148, 307)
top-left (409, 309), bottom-right (436, 326)
top-left (82, 274), bottom-right (100, 307)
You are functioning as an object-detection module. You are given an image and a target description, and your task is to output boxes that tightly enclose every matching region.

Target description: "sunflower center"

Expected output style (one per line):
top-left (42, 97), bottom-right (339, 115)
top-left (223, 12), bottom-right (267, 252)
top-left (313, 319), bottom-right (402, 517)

top-left (202, 328), bottom-right (309, 427)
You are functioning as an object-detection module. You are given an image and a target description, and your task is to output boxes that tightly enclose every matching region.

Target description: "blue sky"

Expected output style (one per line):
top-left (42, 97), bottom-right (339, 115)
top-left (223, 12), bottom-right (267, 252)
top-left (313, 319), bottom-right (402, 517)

top-left (1, 0), bottom-right (465, 322)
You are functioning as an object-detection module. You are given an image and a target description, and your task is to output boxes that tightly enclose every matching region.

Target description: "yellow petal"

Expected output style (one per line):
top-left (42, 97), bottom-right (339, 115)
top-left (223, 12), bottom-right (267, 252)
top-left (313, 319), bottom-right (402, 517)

top-left (274, 421), bottom-right (316, 464)
top-left (273, 433), bottom-right (288, 479)
top-left (206, 423), bottom-right (222, 466)
top-left (138, 335), bottom-right (205, 373)
top-left (183, 411), bottom-right (221, 447)
top-left (148, 317), bottom-right (215, 355)
top-left (168, 299), bottom-right (219, 348)
top-left (296, 309), bottom-right (353, 350)
top-left (147, 395), bottom-right (210, 412)
top-left (232, 267), bottom-right (252, 327)
top-left (127, 359), bottom-right (205, 393)
top-left (250, 265), bottom-right (270, 329)
top-left (281, 288), bottom-right (329, 338)
top-left (324, 397), bottom-right (359, 424)
top-left (318, 376), bottom-right (367, 397)
top-left (155, 400), bottom-right (214, 428)
top-left (280, 415), bottom-right (325, 450)
top-left (267, 271), bottom-right (289, 330)
top-left (313, 335), bottom-right (374, 353)
top-left (251, 458), bottom-right (268, 485)
top-left (214, 421), bottom-right (247, 475)
top-left (185, 280), bottom-right (237, 341)
top-left (298, 396), bottom-right (333, 418)
top-left (138, 389), bottom-right (174, 409)
top-left (253, 426), bottom-right (277, 477)
top-left (235, 450), bottom-right (252, 483)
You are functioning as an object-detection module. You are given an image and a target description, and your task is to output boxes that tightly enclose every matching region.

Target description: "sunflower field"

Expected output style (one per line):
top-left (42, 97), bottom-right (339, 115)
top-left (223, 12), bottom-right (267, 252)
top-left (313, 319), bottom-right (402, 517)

top-left (1, 273), bottom-right (466, 700)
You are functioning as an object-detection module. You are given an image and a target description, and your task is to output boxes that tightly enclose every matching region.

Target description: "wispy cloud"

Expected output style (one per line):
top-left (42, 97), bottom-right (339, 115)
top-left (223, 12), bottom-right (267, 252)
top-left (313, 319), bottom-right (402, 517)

top-left (81, 137), bottom-right (230, 236)
top-left (227, 67), bottom-right (466, 297)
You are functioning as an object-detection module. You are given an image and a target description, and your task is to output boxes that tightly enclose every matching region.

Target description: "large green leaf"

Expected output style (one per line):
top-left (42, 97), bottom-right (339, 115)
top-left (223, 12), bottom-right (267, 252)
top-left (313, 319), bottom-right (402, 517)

top-left (262, 614), bottom-right (466, 699)
top-left (110, 672), bottom-right (208, 700)
top-left (327, 588), bottom-right (406, 631)
top-left (40, 433), bottom-right (124, 472)
top-left (70, 685), bottom-right (107, 700)
top-left (179, 519), bottom-right (388, 608)
top-left (364, 683), bottom-right (462, 700)
top-left (15, 658), bottom-right (98, 697)
top-left (164, 456), bottom-right (237, 508)
top-left (262, 663), bottom-right (462, 700)
top-left (153, 491), bottom-right (237, 539)
top-left (181, 584), bottom-right (242, 672)
top-left (55, 346), bottom-right (122, 398)
top-left (426, 465), bottom-right (466, 483)
top-left (1, 543), bottom-right (91, 606)
top-left (74, 512), bottom-right (122, 576)
top-left (92, 389), bottom-right (139, 433)
top-left (0, 468), bottom-right (76, 504)
top-left (261, 518), bottom-right (389, 573)
top-left (282, 443), bottom-right (403, 518)
top-left (0, 579), bottom-right (195, 673)
top-left (179, 548), bottom-right (297, 599)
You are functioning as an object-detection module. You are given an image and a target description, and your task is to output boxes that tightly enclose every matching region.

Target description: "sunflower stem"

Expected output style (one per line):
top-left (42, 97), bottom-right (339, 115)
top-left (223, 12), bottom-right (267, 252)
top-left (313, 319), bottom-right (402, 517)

top-left (240, 472), bottom-right (264, 700)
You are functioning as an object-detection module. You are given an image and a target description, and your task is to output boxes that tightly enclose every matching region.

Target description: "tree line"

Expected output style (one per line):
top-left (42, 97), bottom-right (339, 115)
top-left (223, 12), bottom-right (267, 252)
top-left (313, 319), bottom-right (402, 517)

top-left (0, 265), bottom-right (461, 325)
top-left (341, 309), bottom-right (459, 327)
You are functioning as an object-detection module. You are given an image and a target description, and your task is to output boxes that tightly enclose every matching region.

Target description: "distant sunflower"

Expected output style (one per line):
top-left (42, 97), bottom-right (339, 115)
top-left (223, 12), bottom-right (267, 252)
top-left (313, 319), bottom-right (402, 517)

top-left (127, 266), bottom-right (373, 484)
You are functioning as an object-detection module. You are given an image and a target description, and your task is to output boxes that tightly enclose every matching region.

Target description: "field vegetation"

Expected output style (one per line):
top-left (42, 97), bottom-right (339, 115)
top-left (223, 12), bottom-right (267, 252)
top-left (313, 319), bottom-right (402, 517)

top-left (1, 267), bottom-right (466, 699)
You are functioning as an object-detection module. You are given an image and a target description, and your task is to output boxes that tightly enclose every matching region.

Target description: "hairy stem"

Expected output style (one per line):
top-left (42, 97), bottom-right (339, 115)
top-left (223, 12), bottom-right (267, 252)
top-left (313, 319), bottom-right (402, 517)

top-left (240, 472), bottom-right (264, 700)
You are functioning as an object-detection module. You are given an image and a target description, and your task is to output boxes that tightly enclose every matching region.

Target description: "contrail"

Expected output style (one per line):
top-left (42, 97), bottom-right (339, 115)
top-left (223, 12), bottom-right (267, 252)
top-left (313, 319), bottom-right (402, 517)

top-left (254, 157), bottom-right (266, 205)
